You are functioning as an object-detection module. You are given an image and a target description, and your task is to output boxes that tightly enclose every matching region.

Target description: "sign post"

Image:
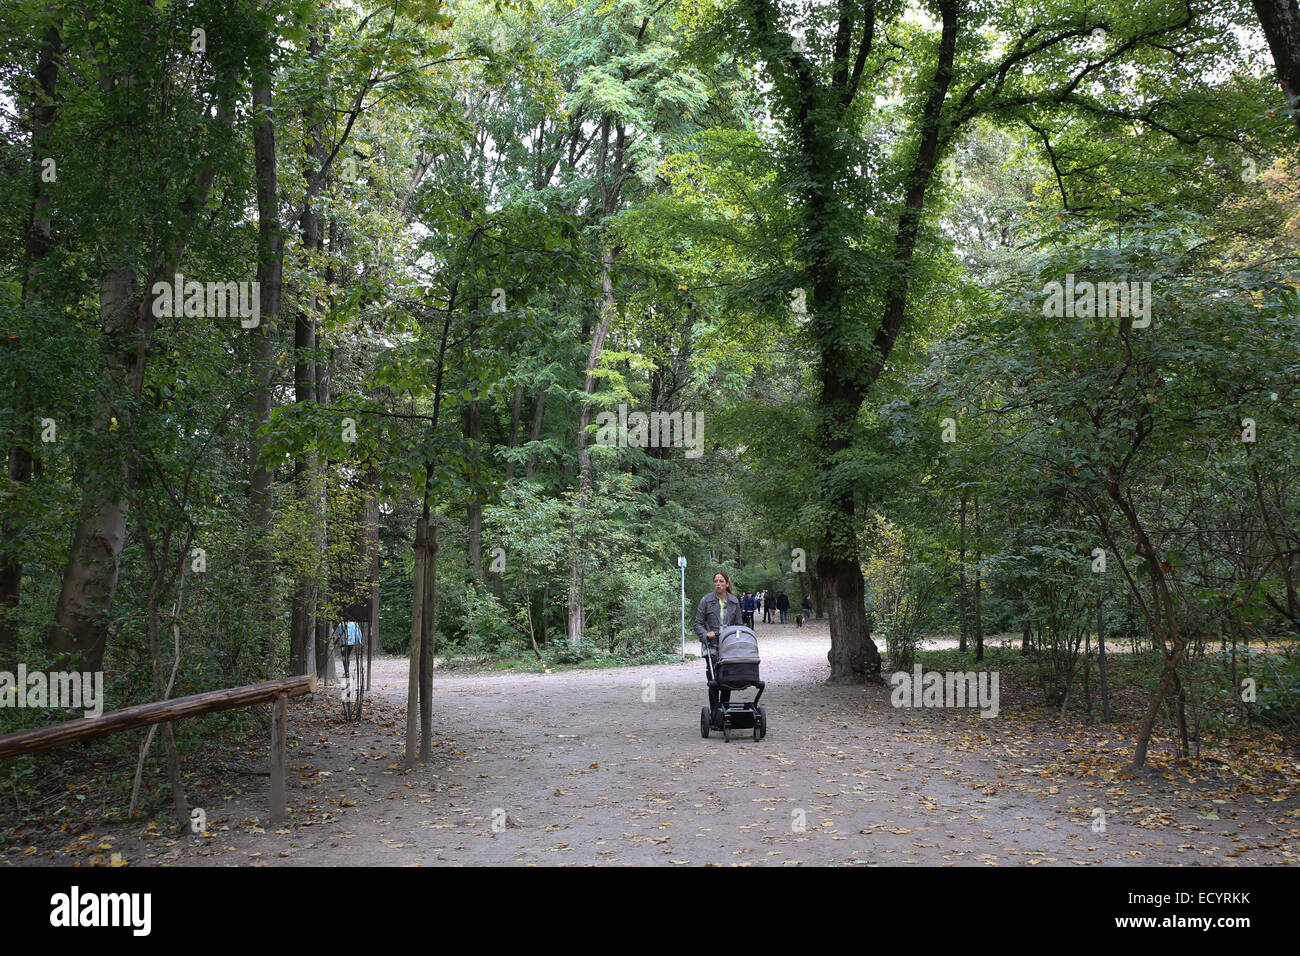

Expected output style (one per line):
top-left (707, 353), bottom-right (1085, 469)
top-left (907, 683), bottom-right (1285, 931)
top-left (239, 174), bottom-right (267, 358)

top-left (678, 556), bottom-right (687, 657)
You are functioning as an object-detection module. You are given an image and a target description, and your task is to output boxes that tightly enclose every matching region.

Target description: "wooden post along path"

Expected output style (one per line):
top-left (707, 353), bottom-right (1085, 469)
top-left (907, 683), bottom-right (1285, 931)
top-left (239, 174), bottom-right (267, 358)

top-left (0, 674), bottom-right (315, 823)
top-left (270, 692), bottom-right (287, 821)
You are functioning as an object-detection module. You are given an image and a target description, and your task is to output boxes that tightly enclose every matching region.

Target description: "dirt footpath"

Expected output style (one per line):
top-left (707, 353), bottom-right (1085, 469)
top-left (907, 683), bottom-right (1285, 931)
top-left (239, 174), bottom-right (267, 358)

top-left (14, 620), bottom-right (1296, 867)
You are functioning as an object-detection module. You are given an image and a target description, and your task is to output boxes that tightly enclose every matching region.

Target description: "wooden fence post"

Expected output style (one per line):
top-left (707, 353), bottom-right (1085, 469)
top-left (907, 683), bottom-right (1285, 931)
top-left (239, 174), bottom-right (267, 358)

top-left (0, 675), bottom-right (315, 828)
top-left (0, 675), bottom-right (315, 760)
top-left (1097, 594), bottom-right (1112, 722)
top-left (404, 518), bottom-right (427, 768)
top-left (270, 692), bottom-right (287, 823)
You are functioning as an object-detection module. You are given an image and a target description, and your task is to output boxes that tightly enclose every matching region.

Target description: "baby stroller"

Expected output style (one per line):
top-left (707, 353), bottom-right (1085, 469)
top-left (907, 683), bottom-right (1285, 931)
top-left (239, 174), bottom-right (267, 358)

top-left (701, 622), bottom-right (767, 742)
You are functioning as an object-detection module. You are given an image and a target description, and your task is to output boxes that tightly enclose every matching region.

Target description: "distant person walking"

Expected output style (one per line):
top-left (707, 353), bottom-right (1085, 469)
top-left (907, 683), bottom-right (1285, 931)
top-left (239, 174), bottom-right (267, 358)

top-left (742, 591), bottom-right (756, 628)
top-left (777, 591), bottom-right (790, 624)
top-left (802, 595), bottom-right (812, 620)
top-left (334, 620), bottom-right (363, 681)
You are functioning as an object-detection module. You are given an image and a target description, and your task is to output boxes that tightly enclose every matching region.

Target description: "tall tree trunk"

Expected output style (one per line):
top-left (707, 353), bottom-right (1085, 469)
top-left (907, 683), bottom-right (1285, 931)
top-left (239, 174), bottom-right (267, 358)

top-left (404, 519), bottom-right (427, 767)
top-left (408, 273), bottom-right (458, 760)
top-left (1252, 0), bottom-right (1300, 134)
top-left (45, 24), bottom-right (234, 675)
top-left (1109, 478), bottom-right (1184, 768)
top-left (1097, 594), bottom-right (1111, 721)
top-left (134, 513), bottom-right (190, 826)
top-left (649, 361), bottom-right (665, 462)
top-left (249, 66), bottom-right (284, 678)
top-left (524, 392), bottom-right (546, 479)
top-left (822, 553), bottom-right (873, 680)
top-left (495, 387), bottom-right (523, 602)
top-left (288, 320), bottom-right (317, 675)
top-left (973, 494), bottom-right (984, 663)
top-left (567, 115), bottom-right (620, 647)
top-left (465, 400), bottom-right (482, 580)
top-left (540, 582), bottom-right (550, 646)
top-left (2, 19), bottom-right (61, 666)
top-left (291, 77), bottom-right (327, 676)
top-left (739, 0), bottom-right (957, 682)
top-left (365, 464), bottom-right (381, 656)
top-left (505, 386), bottom-right (523, 481)
top-left (807, 132), bottom-right (876, 679)
top-left (419, 517), bottom-right (437, 760)
top-left (314, 348), bottom-right (333, 682)
top-left (46, 269), bottom-right (134, 672)
top-left (1252, 464), bottom-right (1299, 625)
top-left (957, 494), bottom-right (969, 654)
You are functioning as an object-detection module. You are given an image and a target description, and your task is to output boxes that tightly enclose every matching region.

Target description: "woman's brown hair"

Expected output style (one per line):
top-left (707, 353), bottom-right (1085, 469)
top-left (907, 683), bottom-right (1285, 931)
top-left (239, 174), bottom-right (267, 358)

top-left (712, 571), bottom-right (734, 596)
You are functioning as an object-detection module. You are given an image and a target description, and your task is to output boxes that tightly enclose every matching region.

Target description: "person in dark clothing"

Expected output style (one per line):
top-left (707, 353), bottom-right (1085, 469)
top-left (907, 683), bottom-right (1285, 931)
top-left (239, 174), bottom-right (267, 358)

top-left (334, 620), bottom-right (362, 678)
top-left (802, 595), bottom-right (812, 620)
top-left (741, 591), bottom-right (756, 628)
top-left (777, 591), bottom-right (790, 624)
top-left (693, 572), bottom-right (741, 710)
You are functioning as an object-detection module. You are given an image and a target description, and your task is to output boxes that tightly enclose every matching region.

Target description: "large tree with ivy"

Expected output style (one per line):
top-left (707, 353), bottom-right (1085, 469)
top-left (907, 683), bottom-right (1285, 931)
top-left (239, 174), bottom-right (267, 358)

top-left (661, 0), bottom-right (1274, 682)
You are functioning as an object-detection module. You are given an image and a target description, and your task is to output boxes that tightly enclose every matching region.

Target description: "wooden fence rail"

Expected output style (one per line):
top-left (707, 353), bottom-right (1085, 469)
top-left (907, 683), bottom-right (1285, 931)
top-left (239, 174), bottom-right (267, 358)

top-left (0, 674), bottom-right (316, 823)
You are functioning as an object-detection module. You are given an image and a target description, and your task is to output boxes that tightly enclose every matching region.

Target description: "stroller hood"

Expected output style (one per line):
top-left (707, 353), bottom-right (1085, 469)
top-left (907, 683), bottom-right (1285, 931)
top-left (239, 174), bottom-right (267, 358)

top-left (717, 625), bottom-right (760, 664)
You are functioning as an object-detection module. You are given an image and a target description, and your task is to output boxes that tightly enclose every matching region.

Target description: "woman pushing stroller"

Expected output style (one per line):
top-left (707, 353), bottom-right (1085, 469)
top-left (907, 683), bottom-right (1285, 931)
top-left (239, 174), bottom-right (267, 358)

top-left (694, 572), bottom-right (741, 711)
top-left (693, 571), bottom-right (767, 741)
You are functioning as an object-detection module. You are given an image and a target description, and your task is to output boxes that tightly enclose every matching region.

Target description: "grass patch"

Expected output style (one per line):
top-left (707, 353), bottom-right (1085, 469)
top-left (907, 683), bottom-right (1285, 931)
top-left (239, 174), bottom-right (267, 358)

top-left (910, 643), bottom-right (1034, 676)
top-left (435, 646), bottom-right (690, 674)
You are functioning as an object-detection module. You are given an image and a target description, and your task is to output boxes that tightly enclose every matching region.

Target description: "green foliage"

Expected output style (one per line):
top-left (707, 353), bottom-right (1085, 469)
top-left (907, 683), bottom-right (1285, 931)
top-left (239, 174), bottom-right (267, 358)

top-left (1, 0), bottom-right (1296, 822)
top-left (455, 584), bottom-right (523, 656)
top-left (611, 565), bottom-right (682, 656)
top-left (863, 516), bottom-right (942, 672)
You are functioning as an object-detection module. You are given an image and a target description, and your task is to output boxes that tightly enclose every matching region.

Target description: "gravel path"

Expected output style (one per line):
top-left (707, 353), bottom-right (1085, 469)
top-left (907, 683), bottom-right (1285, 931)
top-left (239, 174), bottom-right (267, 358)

top-left (14, 619), bottom-right (1292, 867)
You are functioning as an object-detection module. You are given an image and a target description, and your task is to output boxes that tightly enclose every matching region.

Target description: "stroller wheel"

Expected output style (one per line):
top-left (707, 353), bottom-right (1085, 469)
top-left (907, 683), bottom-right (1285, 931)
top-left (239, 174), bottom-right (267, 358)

top-left (723, 718), bottom-right (731, 743)
top-left (700, 707), bottom-right (711, 739)
top-left (752, 720), bottom-right (760, 741)
top-left (758, 706), bottom-right (768, 739)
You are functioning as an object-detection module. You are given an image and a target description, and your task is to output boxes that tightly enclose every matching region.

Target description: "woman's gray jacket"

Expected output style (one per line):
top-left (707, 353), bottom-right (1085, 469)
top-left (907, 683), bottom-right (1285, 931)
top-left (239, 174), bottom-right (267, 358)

top-left (694, 591), bottom-right (740, 646)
